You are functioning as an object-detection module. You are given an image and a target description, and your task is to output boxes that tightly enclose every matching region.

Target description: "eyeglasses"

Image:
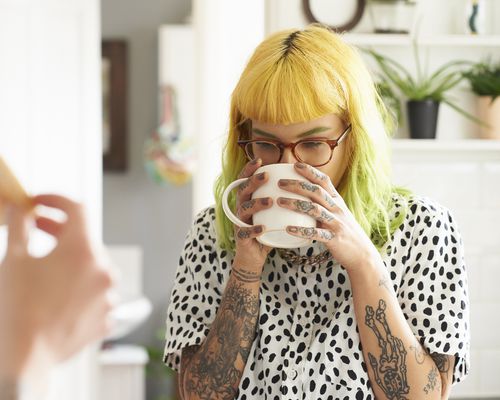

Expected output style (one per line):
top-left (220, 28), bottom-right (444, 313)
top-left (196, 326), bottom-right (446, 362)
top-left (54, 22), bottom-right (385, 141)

top-left (238, 124), bottom-right (351, 167)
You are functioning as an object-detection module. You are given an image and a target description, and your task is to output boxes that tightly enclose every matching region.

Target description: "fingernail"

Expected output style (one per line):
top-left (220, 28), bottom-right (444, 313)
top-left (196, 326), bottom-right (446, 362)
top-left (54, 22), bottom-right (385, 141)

top-left (277, 197), bottom-right (288, 205)
top-left (296, 162), bottom-right (306, 169)
top-left (257, 172), bottom-right (266, 180)
top-left (287, 226), bottom-right (298, 233)
top-left (254, 225), bottom-right (263, 233)
top-left (278, 179), bottom-right (289, 186)
top-left (260, 198), bottom-right (270, 206)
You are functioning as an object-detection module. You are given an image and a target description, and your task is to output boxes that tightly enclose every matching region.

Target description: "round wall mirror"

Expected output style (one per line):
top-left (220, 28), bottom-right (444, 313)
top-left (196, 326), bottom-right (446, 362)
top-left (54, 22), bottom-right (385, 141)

top-left (303, 0), bottom-right (366, 32)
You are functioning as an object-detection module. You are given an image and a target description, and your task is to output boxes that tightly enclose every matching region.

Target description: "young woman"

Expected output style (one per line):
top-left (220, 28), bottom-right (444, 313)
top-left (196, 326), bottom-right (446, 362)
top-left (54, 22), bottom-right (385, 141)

top-left (163, 24), bottom-right (470, 400)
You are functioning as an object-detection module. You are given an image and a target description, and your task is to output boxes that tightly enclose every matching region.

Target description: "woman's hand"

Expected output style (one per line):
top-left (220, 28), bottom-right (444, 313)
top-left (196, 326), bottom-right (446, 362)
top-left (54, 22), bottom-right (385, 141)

top-left (277, 162), bottom-right (383, 274)
top-left (233, 159), bottom-right (273, 274)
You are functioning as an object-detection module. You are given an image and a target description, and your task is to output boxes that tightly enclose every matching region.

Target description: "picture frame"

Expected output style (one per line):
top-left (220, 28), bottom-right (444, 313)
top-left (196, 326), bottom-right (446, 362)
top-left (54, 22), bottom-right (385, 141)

top-left (102, 40), bottom-right (128, 171)
top-left (302, 0), bottom-right (366, 32)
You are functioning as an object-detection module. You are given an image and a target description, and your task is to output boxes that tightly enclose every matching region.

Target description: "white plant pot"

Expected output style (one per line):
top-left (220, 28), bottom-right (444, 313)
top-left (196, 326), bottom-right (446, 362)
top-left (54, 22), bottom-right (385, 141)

top-left (477, 96), bottom-right (500, 139)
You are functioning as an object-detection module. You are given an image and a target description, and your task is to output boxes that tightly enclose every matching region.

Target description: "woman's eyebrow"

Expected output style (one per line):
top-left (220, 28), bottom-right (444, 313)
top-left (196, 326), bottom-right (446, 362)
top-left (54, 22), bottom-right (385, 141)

top-left (252, 126), bottom-right (332, 139)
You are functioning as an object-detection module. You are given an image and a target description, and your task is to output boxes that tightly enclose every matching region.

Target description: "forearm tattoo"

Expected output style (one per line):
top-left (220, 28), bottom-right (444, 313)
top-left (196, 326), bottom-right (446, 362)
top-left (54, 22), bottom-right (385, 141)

top-left (365, 299), bottom-right (410, 400)
top-left (232, 267), bottom-right (261, 283)
top-left (184, 281), bottom-right (259, 399)
top-left (378, 274), bottom-right (392, 293)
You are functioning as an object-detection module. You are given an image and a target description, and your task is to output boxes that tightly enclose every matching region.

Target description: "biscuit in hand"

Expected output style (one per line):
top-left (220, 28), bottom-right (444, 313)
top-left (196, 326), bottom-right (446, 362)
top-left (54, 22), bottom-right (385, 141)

top-left (0, 157), bottom-right (34, 225)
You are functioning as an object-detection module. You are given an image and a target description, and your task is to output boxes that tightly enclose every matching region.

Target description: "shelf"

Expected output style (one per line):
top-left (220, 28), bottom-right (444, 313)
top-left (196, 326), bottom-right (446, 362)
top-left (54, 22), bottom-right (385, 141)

top-left (391, 139), bottom-right (500, 152)
top-left (343, 33), bottom-right (500, 47)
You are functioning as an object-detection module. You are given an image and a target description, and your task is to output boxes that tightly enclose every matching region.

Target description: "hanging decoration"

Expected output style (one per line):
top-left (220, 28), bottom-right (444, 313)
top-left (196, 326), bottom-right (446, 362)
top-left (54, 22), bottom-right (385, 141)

top-left (143, 85), bottom-right (195, 186)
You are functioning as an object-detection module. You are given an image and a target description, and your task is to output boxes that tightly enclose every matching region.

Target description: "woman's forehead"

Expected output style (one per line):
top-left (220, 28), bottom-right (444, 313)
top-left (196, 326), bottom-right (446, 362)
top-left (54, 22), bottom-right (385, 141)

top-left (251, 113), bottom-right (344, 136)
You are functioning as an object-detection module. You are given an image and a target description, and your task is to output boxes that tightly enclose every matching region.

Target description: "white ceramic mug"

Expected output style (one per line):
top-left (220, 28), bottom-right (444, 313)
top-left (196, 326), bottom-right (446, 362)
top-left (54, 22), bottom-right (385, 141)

top-left (222, 163), bottom-right (316, 248)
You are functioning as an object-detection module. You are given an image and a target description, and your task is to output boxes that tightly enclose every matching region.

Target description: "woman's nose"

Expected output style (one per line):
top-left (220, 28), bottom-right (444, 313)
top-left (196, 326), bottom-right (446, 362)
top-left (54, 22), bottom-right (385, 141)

top-left (280, 147), bottom-right (298, 164)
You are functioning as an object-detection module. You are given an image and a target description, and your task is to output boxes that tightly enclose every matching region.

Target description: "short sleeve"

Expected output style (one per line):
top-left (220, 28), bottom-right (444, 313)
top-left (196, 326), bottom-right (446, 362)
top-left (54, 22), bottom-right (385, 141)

top-left (163, 207), bottom-right (226, 371)
top-left (397, 198), bottom-right (470, 384)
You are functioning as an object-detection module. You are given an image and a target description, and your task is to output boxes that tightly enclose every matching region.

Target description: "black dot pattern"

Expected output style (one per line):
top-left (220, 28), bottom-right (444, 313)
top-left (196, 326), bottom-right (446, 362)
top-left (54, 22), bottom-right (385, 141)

top-left (163, 194), bottom-right (470, 398)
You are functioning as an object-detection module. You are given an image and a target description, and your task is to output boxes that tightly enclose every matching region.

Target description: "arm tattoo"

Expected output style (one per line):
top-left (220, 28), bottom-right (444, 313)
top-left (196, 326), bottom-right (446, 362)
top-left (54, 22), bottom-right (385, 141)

top-left (423, 366), bottom-right (441, 394)
top-left (365, 299), bottom-right (410, 399)
top-left (430, 353), bottom-right (451, 393)
top-left (180, 345), bottom-right (200, 395)
top-left (430, 353), bottom-right (450, 374)
top-left (378, 274), bottom-right (392, 293)
top-left (184, 281), bottom-right (259, 399)
top-left (409, 338), bottom-right (427, 365)
top-left (232, 267), bottom-right (261, 283)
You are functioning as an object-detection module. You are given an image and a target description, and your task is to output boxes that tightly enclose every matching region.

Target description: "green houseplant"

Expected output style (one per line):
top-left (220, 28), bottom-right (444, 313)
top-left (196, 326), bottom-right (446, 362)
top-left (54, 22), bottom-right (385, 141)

top-left (363, 42), bottom-right (479, 139)
top-left (462, 58), bottom-right (500, 139)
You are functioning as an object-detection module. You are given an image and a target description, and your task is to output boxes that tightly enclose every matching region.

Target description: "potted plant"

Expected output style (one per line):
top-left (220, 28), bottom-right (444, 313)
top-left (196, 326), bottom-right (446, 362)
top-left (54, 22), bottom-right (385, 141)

top-left (367, 0), bottom-right (418, 34)
top-left (375, 77), bottom-right (402, 135)
top-left (363, 43), bottom-right (479, 139)
top-left (462, 58), bottom-right (500, 139)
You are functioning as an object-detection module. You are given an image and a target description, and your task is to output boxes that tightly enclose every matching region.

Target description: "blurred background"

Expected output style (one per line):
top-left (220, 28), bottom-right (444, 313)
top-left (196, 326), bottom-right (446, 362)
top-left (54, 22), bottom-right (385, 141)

top-left (1, 0), bottom-right (500, 399)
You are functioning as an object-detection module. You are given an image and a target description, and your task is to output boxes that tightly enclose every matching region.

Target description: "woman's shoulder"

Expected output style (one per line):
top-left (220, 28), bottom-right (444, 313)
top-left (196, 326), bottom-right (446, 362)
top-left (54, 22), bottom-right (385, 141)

top-left (390, 192), bottom-right (453, 223)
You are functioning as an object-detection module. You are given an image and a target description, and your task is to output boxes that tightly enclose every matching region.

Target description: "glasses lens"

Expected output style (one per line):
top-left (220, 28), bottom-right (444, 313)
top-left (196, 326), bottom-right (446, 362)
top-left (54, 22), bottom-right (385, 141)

top-left (295, 141), bottom-right (332, 166)
top-left (245, 141), bottom-right (281, 165)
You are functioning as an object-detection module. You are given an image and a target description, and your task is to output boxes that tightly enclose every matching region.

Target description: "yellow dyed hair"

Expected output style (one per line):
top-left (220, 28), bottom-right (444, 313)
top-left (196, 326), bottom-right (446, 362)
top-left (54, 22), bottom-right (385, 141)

top-left (214, 24), bottom-right (412, 252)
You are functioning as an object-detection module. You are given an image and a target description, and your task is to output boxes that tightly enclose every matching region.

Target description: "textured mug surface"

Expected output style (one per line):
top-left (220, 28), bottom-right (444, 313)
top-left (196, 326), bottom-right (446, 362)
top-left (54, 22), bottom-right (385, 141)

top-left (222, 163), bottom-right (316, 248)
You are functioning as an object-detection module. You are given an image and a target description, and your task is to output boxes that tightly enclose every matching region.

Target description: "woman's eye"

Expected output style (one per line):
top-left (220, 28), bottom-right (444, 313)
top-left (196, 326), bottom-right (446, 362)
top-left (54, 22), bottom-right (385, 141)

top-left (302, 141), bottom-right (323, 149)
top-left (256, 142), bottom-right (276, 150)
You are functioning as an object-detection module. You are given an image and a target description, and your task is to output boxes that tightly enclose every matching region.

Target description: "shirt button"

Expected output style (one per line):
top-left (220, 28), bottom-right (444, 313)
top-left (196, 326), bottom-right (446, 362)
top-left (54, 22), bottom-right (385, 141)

top-left (289, 368), bottom-right (298, 380)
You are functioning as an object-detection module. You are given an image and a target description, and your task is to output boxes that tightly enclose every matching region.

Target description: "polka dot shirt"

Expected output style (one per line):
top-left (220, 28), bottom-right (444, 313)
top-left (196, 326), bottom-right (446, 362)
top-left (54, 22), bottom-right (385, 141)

top-left (163, 193), bottom-right (470, 399)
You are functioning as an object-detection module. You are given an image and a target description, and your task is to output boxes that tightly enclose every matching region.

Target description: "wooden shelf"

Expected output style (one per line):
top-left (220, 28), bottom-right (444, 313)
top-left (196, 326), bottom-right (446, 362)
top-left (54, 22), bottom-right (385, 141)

top-left (343, 33), bottom-right (500, 47)
top-left (391, 139), bottom-right (500, 152)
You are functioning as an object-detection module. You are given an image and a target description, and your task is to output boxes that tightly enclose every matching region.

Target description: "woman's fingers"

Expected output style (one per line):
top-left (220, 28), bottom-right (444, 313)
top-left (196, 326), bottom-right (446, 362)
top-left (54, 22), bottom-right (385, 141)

top-left (35, 216), bottom-right (64, 238)
top-left (235, 225), bottom-right (266, 241)
top-left (6, 205), bottom-right (29, 257)
top-left (293, 162), bottom-right (341, 197)
top-left (277, 179), bottom-right (337, 210)
top-left (237, 197), bottom-right (273, 223)
top-left (286, 225), bottom-right (335, 243)
top-left (277, 198), bottom-right (336, 224)
top-left (237, 158), bottom-right (262, 179)
top-left (237, 171), bottom-right (268, 205)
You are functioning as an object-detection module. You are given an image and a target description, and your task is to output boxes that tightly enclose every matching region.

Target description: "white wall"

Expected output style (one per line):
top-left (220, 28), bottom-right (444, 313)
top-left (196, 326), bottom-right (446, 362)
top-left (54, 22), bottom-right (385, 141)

top-left (193, 0), bottom-right (266, 214)
top-left (100, 1), bottom-right (192, 398)
top-left (0, 0), bottom-right (102, 399)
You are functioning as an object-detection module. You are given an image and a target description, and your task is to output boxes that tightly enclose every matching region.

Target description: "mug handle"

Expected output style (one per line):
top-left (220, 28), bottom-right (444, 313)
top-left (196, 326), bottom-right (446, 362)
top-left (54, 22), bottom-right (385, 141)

top-left (222, 178), bottom-right (253, 228)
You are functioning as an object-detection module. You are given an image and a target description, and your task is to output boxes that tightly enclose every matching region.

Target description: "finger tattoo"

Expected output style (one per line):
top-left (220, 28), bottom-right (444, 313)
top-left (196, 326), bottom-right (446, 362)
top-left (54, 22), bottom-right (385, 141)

top-left (319, 230), bottom-right (334, 240)
top-left (319, 210), bottom-right (334, 222)
top-left (237, 229), bottom-right (251, 239)
top-left (299, 181), bottom-right (318, 193)
top-left (241, 199), bottom-right (256, 211)
top-left (294, 200), bottom-right (315, 214)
